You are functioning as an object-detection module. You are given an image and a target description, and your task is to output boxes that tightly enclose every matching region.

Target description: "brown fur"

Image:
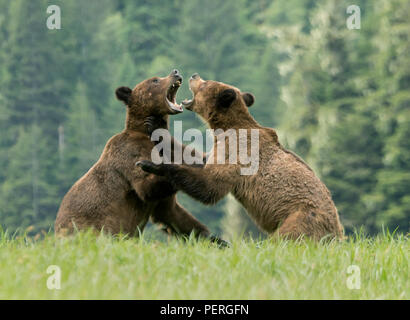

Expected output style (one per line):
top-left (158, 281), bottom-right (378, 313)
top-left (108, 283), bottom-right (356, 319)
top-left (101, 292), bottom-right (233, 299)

top-left (55, 71), bottom-right (211, 239)
top-left (138, 75), bottom-right (344, 241)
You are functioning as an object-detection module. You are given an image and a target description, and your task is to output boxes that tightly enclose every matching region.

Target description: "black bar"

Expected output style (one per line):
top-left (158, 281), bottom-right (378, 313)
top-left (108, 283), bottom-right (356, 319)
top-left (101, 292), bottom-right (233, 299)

top-left (0, 300), bottom-right (407, 318)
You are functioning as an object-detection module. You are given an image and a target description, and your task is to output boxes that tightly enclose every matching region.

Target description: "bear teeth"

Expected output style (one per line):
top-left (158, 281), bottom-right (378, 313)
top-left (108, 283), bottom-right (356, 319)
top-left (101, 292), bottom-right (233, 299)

top-left (166, 97), bottom-right (183, 113)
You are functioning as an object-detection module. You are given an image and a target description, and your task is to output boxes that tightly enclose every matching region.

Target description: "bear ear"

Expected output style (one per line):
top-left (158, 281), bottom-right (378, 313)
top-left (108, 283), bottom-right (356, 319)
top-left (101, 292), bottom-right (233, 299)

top-left (216, 89), bottom-right (237, 109)
top-left (242, 92), bottom-right (255, 107)
top-left (115, 86), bottom-right (132, 105)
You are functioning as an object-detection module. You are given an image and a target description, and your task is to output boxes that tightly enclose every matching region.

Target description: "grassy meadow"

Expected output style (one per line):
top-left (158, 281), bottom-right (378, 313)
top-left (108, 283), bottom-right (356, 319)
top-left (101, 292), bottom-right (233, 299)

top-left (0, 230), bottom-right (408, 300)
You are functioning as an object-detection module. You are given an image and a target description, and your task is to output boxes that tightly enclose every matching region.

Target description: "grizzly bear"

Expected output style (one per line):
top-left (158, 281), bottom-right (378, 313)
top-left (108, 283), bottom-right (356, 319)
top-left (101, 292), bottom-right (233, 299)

top-left (55, 70), bottom-right (226, 245)
top-left (137, 73), bottom-right (344, 241)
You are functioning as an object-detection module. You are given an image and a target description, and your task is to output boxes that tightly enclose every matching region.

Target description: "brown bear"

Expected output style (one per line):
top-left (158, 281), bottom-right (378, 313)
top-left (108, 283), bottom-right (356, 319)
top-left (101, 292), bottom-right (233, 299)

top-left (137, 73), bottom-right (344, 241)
top-left (55, 70), bottom-right (226, 245)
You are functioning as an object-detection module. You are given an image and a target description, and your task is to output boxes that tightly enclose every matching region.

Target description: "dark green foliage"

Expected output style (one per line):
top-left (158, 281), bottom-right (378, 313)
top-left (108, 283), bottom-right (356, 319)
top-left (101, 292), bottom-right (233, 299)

top-left (0, 0), bottom-right (408, 235)
top-left (271, 0), bottom-right (409, 234)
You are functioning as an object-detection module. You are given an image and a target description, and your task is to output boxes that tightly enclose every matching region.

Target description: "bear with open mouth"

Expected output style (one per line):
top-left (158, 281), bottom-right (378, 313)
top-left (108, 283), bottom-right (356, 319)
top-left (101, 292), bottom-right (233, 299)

top-left (138, 73), bottom-right (344, 241)
top-left (55, 70), bottom-right (227, 246)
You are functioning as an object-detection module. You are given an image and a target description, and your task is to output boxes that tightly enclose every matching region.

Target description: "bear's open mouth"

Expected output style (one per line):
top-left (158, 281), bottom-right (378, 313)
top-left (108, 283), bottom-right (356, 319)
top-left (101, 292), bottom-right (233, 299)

top-left (165, 80), bottom-right (183, 114)
top-left (181, 86), bottom-right (195, 111)
top-left (181, 88), bottom-right (195, 111)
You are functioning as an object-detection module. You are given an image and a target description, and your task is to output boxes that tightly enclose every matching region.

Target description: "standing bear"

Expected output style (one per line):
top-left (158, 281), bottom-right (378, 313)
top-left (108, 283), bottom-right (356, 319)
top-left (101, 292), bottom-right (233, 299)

top-left (137, 73), bottom-right (344, 241)
top-left (55, 70), bottom-right (225, 244)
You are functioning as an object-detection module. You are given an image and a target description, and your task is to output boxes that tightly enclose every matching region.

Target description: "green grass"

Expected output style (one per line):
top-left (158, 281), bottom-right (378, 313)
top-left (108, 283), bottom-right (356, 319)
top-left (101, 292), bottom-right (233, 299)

top-left (0, 230), bottom-right (408, 299)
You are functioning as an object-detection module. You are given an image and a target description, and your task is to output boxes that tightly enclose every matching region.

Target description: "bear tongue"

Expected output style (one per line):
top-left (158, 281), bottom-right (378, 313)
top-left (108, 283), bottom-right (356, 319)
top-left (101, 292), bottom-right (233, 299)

top-left (166, 97), bottom-right (183, 113)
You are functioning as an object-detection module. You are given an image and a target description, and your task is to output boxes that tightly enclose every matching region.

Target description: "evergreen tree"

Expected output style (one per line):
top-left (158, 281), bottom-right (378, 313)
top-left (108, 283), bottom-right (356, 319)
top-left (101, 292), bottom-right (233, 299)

top-left (0, 126), bottom-right (57, 231)
top-left (370, 0), bottom-right (410, 232)
top-left (0, 0), bottom-right (408, 235)
top-left (57, 81), bottom-right (101, 193)
top-left (0, 0), bottom-right (70, 232)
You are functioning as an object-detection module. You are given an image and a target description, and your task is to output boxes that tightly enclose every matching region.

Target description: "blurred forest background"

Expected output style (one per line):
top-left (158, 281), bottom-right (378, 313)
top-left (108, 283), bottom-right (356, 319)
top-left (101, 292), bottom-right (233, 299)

top-left (0, 0), bottom-right (408, 237)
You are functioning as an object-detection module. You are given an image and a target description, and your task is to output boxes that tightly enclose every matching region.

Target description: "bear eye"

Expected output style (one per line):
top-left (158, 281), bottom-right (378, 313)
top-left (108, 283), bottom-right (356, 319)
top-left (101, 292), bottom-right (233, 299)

top-left (152, 78), bottom-right (159, 83)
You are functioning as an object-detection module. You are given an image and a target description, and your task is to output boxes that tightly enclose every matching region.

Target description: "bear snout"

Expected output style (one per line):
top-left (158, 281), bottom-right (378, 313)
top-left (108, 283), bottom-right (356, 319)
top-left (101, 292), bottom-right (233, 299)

top-left (170, 69), bottom-right (182, 83)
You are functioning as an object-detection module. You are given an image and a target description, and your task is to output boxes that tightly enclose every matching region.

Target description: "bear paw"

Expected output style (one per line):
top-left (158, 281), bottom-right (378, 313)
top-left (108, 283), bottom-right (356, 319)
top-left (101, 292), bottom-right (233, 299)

top-left (136, 160), bottom-right (165, 176)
